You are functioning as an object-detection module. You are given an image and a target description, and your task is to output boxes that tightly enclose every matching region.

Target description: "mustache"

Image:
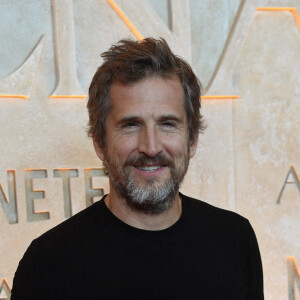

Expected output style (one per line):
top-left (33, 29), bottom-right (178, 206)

top-left (124, 153), bottom-right (175, 168)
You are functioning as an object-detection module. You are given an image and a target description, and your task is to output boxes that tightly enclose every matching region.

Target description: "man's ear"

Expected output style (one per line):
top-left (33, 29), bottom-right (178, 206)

top-left (189, 134), bottom-right (199, 159)
top-left (93, 138), bottom-right (105, 161)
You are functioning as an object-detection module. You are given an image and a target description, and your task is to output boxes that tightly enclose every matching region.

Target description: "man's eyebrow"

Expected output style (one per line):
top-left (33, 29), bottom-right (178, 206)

top-left (116, 116), bottom-right (140, 125)
top-left (116, 114), bottom-right (183, 126)
top-left (157, 115), bottom-right (183, 123)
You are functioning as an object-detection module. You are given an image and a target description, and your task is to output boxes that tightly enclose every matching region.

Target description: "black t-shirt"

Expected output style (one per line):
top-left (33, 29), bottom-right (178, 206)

top-left (11, 193), bottom-right (264, 299)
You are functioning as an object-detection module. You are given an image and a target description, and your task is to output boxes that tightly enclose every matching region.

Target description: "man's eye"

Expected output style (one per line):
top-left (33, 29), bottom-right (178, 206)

top-left (124, 122), bottom-right (139, 128)
top-left (161, 121), bottom-right (176, 127)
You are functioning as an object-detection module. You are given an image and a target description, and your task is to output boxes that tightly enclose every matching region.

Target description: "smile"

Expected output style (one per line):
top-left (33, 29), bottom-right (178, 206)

top-left (135, 166), bottom-right (163, 172)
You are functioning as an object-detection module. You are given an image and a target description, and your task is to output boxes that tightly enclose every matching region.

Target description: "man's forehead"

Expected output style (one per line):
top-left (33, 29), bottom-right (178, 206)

top-left (110, 74), bottom-right (182, 92)
top-left (110, 75), bottom-right (183, 99)
top-left (109, 76), bottom-right (183, 110)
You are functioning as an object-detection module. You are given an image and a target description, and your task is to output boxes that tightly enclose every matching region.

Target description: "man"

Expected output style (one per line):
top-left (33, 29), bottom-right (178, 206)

top-left (11, 38), bottom-right (263, 299)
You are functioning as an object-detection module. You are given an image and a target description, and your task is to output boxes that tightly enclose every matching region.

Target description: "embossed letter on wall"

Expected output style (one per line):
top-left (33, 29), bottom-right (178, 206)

top-left (277, 164), bottom-right (300, 204)
top-left (0, 170), bottom-right (18, 224)
top-left (287, 256), bottom-right (300, 300)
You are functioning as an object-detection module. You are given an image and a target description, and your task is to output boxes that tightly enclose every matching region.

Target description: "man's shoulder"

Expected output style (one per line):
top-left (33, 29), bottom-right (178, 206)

top-left (181, 193), bottom-right (249, 227)
top-left (33, 198), bottom-right (107, 250)
top-left (180, 193), bottom-right (256, 250)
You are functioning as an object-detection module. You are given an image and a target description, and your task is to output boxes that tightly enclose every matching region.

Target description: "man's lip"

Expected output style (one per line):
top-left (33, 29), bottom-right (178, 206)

top-left (133, 164), bottom-right (167, 167)
top-left (133, 165), bottom-right (165, 169)
top-left (132, 165), bottom-right (167, 173)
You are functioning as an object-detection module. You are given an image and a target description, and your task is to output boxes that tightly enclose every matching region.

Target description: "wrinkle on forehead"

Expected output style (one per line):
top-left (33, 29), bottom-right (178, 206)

top-left (109, 75), bottom-right (184, 115)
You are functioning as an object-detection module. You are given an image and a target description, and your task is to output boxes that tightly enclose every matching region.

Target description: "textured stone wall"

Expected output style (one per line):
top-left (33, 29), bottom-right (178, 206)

top-left (0, 0), bottom-right (300, 299)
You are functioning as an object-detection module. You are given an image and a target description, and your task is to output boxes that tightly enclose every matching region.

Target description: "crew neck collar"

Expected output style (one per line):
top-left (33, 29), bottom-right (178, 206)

top-left (99, 193), bottom-right (187, 236)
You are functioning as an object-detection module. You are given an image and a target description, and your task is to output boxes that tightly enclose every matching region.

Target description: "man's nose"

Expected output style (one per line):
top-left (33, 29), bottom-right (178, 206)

top-left (138, 127), bottom-right (163, 157)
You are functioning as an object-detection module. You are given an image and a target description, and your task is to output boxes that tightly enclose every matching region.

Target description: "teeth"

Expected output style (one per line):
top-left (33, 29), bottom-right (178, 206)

top-left (137, 166), bottom-right (161, 172)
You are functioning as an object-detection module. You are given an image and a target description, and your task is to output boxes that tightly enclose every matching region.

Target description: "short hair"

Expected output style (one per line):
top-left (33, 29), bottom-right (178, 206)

top-left (87, 37), bottom-right (205, 148)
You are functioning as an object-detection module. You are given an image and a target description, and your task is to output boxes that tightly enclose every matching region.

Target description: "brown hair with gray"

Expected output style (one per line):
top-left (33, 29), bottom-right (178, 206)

top-left (87, 37), bottom-right (205, 148)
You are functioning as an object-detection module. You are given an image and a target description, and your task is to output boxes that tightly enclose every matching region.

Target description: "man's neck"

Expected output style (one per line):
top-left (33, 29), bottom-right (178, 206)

top-left (104, 191), bottom-right (182, 231)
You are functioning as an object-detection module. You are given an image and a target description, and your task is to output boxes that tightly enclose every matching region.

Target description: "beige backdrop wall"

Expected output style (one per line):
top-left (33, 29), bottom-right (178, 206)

top-left (1, 0), bottom-right (300, 299)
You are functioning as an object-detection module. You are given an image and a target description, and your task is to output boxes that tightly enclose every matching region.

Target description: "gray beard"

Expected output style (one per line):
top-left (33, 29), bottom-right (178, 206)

top-left (112, 172), bottom-right (179, 214)
top-left (103, 149), bottom-right (190, 215)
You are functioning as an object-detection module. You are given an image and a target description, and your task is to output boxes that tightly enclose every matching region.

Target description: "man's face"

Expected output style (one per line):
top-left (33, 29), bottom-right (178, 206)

top-left (94, 75), bottom-right (198, 214)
